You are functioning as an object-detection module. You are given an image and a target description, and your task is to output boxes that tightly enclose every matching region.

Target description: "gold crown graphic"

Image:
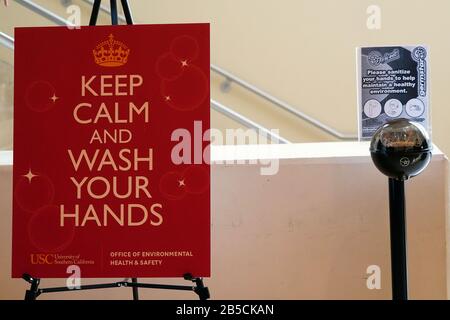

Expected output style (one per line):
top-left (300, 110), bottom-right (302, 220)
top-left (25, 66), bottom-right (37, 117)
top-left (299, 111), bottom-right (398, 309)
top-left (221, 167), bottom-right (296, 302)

top-left (93, 34), bottom-right (130, 67)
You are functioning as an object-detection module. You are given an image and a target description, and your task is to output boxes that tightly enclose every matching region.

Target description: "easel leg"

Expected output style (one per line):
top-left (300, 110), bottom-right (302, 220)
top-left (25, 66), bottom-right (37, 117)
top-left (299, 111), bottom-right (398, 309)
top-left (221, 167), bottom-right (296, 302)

top-left (131, 278), bottom-right (139, 300)
top-left (89, 0), bottom-right (101, 26)
top-left (110, 0), bottom-right (118, 25)
top-left (184, 273), bottom-right (210, 300)
top-left (120, 0), bottom-right (134, 24)
top-left (193, 278), bottom-right (210, 300)
top-left (23, 273), bottom-right (41, 301)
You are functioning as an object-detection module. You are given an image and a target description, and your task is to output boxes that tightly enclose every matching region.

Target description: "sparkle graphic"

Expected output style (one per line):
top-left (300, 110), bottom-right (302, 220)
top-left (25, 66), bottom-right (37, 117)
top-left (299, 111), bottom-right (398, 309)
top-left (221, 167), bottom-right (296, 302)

top-left (181, 60), bottom-right (188, 67)
top-left (165, 95), bottom-right (171, 101)
top-left (23, 169), bottom-right (38, 183)
top-left (178, 179), bottom-right (186, 187)
top-left (50, 94), bottom-right (59, 103)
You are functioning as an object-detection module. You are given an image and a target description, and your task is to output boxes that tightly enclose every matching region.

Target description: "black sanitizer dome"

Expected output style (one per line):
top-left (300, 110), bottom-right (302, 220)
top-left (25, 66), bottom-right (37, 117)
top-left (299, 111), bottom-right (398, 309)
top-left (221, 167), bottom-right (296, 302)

top-left (370, 118), bottom-right (432, 180)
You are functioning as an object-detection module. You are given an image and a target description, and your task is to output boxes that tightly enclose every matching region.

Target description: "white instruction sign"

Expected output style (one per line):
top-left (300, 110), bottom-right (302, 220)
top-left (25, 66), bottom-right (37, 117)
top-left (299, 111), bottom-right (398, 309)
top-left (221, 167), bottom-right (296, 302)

top-left (357, 45), bottom-right (429, 140)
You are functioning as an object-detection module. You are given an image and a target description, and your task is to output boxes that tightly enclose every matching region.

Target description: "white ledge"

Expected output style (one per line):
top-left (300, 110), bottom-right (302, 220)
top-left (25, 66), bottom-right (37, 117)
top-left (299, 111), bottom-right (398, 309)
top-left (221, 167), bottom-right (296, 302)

top-left (0, 141), bottom-right (444, 166)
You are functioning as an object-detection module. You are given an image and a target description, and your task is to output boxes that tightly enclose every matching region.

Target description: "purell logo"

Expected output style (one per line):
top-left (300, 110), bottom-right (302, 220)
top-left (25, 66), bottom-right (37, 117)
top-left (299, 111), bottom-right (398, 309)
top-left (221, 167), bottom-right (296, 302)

top-left (412, 46), bottom-right (427, 97)
top-left (399, 157), bottom-right (410, 167)
top-left (367, 49), bottom-right (400, 67)
top-left (400, 154), bottom-right (423, 167)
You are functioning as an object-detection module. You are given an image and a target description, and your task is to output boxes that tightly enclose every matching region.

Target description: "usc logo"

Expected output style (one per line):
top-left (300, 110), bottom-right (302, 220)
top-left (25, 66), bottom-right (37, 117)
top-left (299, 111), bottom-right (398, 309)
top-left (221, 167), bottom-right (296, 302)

top-left (30, 254), bottom-right (55, 265)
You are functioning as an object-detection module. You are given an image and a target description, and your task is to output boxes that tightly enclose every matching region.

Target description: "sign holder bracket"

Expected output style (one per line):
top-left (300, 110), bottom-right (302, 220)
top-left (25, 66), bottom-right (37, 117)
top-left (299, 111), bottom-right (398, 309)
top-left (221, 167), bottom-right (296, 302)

top-left (20, 0), bottom-right (210, 301)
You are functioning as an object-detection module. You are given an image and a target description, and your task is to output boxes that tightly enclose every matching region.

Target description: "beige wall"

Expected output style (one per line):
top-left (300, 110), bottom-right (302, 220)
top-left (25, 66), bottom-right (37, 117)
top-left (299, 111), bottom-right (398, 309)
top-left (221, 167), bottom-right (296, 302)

top-left (1, 0), bottom-right (449, 148)
top-left (0, 143), bottom-right (448, 299)
top-left (138, 0), bottom-right (449, 147)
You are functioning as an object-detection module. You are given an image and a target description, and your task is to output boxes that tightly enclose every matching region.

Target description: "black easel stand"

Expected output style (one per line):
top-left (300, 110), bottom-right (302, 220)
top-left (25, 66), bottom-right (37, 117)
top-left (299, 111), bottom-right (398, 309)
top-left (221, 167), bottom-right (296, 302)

top-left (388, 178), bottom-right (408, 300)
top-left (23, 273), bottom-right (209, 301)
top-left (22, 0), bottom-right (210, 301)
top-left (89, 0), bottom-right (133, 26)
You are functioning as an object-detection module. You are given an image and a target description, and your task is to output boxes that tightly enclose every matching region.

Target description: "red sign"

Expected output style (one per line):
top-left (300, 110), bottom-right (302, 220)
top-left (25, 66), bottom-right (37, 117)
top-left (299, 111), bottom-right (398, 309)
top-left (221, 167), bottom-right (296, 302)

top-left (12, 24), bottom-right (210, 278)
